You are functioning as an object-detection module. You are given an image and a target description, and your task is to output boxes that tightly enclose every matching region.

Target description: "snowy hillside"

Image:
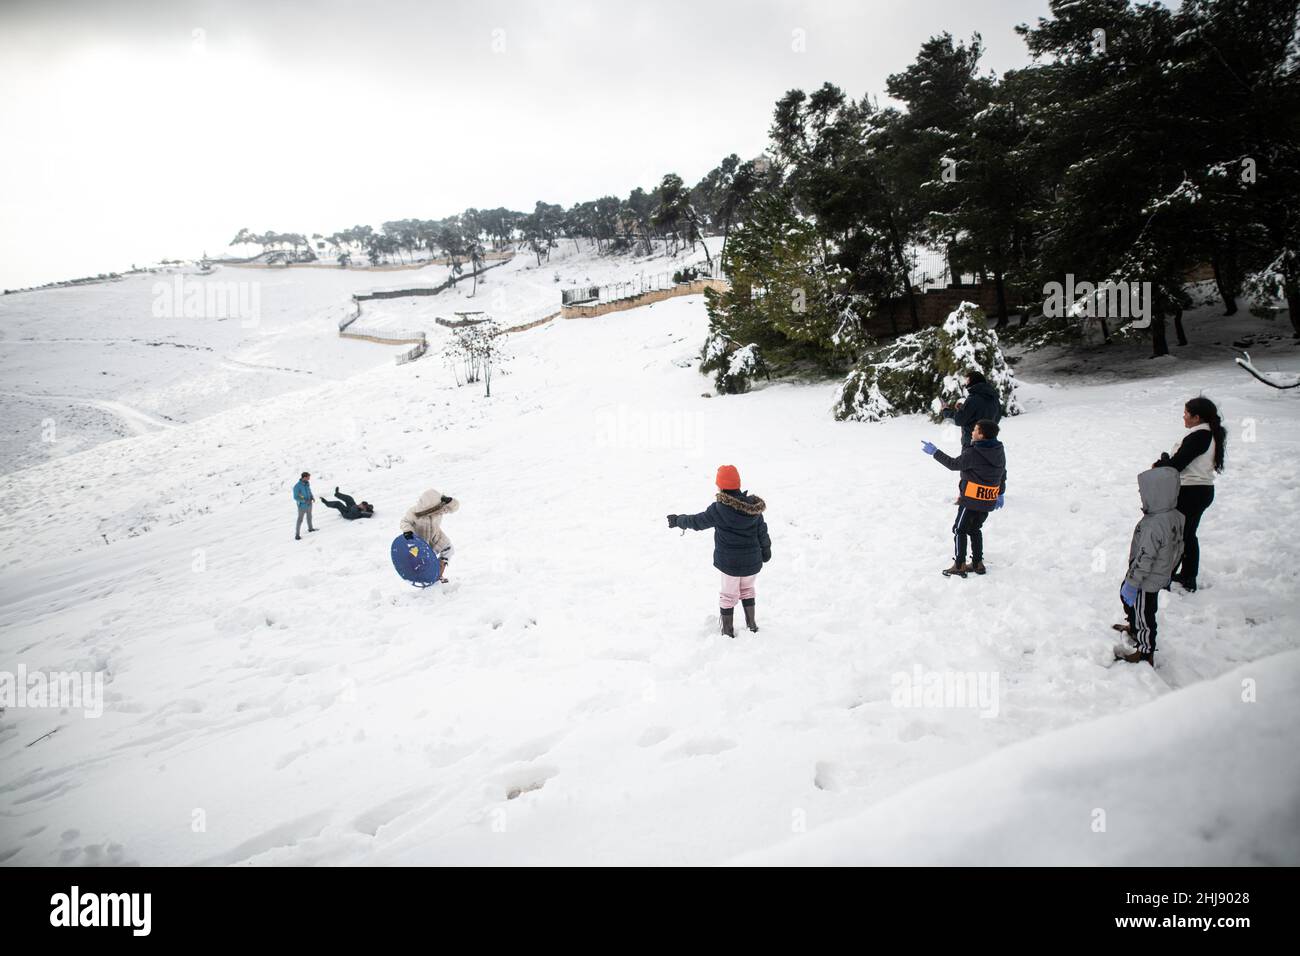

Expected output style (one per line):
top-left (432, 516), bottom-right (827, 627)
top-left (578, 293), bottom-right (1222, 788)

top-left (1, 250), bottom-right (1298, 866)
top-left (0, 240), bottom-right (718, 474)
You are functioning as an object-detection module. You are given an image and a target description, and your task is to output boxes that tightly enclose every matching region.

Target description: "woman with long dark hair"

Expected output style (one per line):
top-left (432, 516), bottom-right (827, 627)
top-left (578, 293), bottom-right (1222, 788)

top-left (1153, 396), bottom-right (1226, 591)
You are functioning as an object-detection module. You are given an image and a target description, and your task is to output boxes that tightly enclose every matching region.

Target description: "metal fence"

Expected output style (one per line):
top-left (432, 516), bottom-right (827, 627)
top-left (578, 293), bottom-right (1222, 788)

top-left (562, 285), bottom-right (601, 305)
top-left (907, 248), bottom-right (983, 291)
top-left (575, 258), bottom-right (726, 307)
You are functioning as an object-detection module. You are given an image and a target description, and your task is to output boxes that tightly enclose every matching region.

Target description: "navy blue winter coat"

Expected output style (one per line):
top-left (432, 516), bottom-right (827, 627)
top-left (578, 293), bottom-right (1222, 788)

top-left (932, 439), bottom-right (1007, 512)
top-left (943, 381), bottom-right (1003, 447)
top-left (673, 491), bottom-right (771, 577)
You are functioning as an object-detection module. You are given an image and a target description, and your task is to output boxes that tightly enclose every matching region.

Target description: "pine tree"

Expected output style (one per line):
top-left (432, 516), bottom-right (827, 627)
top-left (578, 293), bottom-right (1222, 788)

top-left (703, 188), bottom-right (848, 380)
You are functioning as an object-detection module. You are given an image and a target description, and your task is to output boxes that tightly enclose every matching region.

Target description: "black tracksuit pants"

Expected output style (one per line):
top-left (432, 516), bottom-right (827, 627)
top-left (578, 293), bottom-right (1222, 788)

top-left (323, 491), bottom-right (368, 519)
top-left (952, 506), bottom-right (989, 564)
top-left (1175, 484), bottom-right (1214, 585)
top-left (1123, 588), bottom-right (1160, 654)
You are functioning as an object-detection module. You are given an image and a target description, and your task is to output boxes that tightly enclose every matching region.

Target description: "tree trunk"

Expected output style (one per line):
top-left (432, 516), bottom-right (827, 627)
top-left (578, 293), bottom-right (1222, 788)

top-left (1210, 249), bottom-right (1238, 316)
top-left (890, 232), bottom-right (919, 331)
top-left (1285, 274), bottom-right (1300, 339)
top-left (1151, 307), bottom-right (1169, 358)
top-left (695, 223), bottom-right (713, 269)
top-left (994, 269), bottom-right (1008, 328)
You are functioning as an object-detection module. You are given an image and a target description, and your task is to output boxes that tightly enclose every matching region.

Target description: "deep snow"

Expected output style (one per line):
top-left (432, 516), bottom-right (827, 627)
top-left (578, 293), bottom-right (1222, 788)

top-left (0, 240), bottom-right (714, 474)
top-left (1, 247), bottom-right (1298, 866)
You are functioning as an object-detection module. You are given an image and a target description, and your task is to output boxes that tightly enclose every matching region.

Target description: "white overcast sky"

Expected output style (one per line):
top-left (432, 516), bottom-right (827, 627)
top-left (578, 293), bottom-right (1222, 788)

top-left (1, 0), bottom-right (1061, 289)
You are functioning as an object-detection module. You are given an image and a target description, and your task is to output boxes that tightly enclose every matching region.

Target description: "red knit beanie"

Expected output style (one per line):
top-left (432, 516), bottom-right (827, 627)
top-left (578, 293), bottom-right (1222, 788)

top-left (716, 464), bottom-right (741, 490)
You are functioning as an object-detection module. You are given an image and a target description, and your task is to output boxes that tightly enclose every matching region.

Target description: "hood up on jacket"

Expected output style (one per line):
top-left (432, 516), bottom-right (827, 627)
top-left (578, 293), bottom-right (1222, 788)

top-left (1138, 466), bottom-right (1180, 514)
top-left (967, 380), bottom-right (1000, 403)
top-left (413, 488), bottom-right (452, 517)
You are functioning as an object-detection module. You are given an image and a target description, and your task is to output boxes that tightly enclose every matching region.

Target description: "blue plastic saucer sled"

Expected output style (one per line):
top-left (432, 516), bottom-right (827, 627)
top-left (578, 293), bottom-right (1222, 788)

top-left (391, 534), bottom-right (442, 588)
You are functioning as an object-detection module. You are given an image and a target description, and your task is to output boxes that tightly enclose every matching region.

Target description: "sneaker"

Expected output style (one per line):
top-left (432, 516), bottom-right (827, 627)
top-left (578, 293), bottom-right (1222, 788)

top-left (295, 534), bottom-right (301, 540)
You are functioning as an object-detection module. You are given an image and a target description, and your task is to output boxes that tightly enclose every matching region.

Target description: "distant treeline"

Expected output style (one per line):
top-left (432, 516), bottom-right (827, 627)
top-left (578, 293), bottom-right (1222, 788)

top-left (235, 0), bottom-right (1298, 366)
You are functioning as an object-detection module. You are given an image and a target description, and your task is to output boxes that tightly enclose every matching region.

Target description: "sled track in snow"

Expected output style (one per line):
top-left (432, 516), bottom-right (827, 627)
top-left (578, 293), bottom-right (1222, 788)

top-left (0, 390), bottom-right (178, 434)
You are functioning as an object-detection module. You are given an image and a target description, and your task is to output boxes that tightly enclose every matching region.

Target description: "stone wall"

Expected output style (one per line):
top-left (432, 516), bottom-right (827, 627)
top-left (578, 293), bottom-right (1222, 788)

top-left (561, 277), bottom-right (729, 319)
top-left (338, 330), bottom-right (426, 346)
top-left (502, 311), bottom-right (560, 334)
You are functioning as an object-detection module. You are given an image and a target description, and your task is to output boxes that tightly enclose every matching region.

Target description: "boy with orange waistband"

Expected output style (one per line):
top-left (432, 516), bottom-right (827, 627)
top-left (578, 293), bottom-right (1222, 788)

top-left (921, 419), bottom-right (1007, 577)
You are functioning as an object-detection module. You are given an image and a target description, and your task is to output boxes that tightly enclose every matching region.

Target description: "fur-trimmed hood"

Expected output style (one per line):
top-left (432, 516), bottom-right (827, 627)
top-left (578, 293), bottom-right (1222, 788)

top-left (717, 491), bottom-right (766, 515)
top-left (400, 488), bottom-right (459, 553)
top-left (673, 489), bottom-right (772, 577)
top-left (413, 487), bottom-right (456, 518)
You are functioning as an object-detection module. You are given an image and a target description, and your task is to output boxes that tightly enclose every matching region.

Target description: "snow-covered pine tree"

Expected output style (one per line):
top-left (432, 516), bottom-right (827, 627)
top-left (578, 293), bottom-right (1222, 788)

top-left (835, 301), bottom-right (1020, 422)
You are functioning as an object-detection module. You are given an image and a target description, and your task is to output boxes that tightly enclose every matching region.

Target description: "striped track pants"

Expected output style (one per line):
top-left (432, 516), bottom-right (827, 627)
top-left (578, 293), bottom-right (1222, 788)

top-left (952, 506), bottom-right (988, 564)
top-left (1123, 587), bottom-right (1160, 653)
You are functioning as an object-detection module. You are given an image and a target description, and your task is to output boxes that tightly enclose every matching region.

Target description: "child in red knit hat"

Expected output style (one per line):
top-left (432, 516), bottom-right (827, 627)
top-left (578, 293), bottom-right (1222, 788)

top-left (667, 465), bottom-right (771, 637)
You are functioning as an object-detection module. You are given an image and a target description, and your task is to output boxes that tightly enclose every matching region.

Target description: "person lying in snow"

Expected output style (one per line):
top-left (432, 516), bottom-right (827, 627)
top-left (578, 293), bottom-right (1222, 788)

top-left (399, 488), bottom-right (459, 582)
top-left (320, 487), bottom-right (374, 520)
top-left (667, 465), bottom-right (771, 638)
top-left (921, 419), bottom-right (1007, 577)
top-left (1113, 467), bottom-right (1184, 666)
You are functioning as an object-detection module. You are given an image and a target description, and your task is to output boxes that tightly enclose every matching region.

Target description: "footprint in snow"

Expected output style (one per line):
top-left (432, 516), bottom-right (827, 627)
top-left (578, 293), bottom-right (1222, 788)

top-left (636, 726), bottom-right (672, 747)
top-left (665, 736), bottom-right (737, 759)
top-left (813, 761), bottom-right (842, 792)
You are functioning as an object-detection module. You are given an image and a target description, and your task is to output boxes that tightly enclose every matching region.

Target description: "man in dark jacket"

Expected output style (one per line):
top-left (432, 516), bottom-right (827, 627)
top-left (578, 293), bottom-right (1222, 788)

top-left (320, 487), bottom-right (375, 520)
top-left (667, 464), bottom-right (771, 637)
top-left (941, 371), bottom-right (1003, 447)
top-left (922, 420), bottom-right (1007, 577)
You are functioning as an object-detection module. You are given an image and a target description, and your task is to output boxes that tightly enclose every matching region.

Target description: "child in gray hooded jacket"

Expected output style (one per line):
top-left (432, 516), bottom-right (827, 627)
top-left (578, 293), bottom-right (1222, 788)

top-left (1115, 467), bottom-right (1185, 665)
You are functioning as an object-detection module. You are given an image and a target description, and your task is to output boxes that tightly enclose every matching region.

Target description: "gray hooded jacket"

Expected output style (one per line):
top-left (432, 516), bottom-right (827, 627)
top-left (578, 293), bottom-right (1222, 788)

top-left (1125, 467), bottom-right (1185, 591)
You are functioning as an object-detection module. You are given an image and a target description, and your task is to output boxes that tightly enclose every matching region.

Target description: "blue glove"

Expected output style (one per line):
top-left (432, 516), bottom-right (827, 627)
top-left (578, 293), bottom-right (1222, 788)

top-left (994, 494), bottom-right (1005, 510)
top-left (1120, 581), bottom-right (1139, 607)
top-left (920, 441), bottom-right (937, 456)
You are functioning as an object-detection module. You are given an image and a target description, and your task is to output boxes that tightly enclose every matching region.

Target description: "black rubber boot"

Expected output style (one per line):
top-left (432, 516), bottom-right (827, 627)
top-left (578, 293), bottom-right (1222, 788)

top-left (742, 598), bottom-right (758, 632)
top-left (720, 608), bottom-right (736, 638)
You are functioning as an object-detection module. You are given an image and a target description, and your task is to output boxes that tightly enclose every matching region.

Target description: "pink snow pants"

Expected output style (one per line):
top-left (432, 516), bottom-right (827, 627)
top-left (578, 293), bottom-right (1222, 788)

top-left (719, 574), bottom-right (757, 609)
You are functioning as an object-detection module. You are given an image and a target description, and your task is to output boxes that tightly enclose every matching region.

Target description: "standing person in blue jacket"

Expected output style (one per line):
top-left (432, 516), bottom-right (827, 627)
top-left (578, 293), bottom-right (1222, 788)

top-left (666, 465), bottom-right (771, 638)
top-left (293, 471), bottom-right (316, 540)
top-left (922, 419), bottom-right (1007, 577)
top-left (941, 371), bottom-right (1003, 448)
